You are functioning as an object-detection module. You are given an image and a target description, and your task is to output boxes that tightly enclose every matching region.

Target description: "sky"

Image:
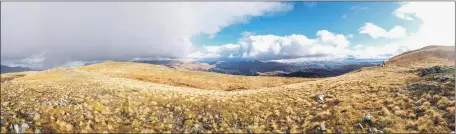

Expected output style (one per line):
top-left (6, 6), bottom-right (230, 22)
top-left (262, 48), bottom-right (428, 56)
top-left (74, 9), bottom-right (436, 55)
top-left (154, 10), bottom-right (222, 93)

top-left (1, 2), bottom-right (455, 69)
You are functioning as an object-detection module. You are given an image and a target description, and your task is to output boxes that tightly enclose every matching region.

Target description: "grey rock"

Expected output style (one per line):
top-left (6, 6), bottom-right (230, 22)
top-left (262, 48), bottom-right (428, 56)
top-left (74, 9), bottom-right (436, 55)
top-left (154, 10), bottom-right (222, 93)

top-left (315, 123), bottom-right (326, 133)
top-left (371, 128), bottom-right (378, 132)
top-left (315, 94), bottom-right (325, 103)
top-left (34, 128), bottom-right (41, 133)
top-left (364, 115), bottom-right (372, 124)
top-left (367, 128), bottom-right (374, 134)
top-left (336, 130), bottom-right (343, 134)
top-left (319, 123), bottom-right (326, 131)
top-left (19, 123), bottom-right (29, 133)
top-left (10, 123), bottom-right (30, 133)
top-left (13, 124), bottom-right (20, 133)
top-left (355, 123), bottom-right (364, 130)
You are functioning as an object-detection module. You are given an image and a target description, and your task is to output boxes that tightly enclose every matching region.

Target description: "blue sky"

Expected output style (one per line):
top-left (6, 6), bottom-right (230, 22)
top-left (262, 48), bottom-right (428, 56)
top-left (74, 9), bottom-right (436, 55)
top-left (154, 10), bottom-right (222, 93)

top-left (193, 2), bottom-right (421, 50)
top-left (2, 2), bottom-right (453, 68)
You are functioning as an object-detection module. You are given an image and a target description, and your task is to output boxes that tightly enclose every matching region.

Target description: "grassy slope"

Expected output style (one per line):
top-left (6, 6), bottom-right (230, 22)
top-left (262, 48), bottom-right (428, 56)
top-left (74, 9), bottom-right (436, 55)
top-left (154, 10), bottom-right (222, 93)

top-left (77, 61), bottom-right (313, 91)
top-left (0, 46), bottom-right (454, 133)
top-left (386, 45), bottom-right (455, 68)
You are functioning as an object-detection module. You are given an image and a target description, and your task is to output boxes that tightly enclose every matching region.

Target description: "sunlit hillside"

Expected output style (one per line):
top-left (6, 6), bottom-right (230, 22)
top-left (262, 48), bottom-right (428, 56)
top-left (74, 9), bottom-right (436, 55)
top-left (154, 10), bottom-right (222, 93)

top-left (78, 61), bottom-right (314, 91)
top-left (1, 46), bottom-right (454, 133)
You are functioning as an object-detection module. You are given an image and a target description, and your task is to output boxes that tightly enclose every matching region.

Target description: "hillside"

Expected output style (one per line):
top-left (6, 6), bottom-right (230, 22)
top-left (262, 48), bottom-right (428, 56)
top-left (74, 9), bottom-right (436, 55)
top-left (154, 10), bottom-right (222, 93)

top-left (135, 60), bottom-right (215, 72)
top-left (78, 61), bottom-right (312, 91)
top-left (386, 45), bottom-right (455, 68)
top-left (0, 46), bottom-right (454, 133)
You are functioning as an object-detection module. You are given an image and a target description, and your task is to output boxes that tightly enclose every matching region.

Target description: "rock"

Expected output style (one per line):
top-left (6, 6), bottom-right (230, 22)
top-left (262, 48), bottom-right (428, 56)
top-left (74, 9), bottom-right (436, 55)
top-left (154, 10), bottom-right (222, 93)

top-left (35, 128), bottom-right (41, 133)
top-left (315, 94), bottom-right (325, 104)
top-left (247, 129), bottom-right (253, 134)
top-left (355, 123), bottom-right (363, 130)
top-left (371, 128), bottom-right (378, 132)
top-left (315, 123), bottom-right (327, 133)
top-left (368, 128), bottom-right (384, 134)
top-left (319, 123), bottom-right (326, 131)
top-left (336, 130), bottom-right (343, 134)
top-left (364, 115), bottom-right (372, 125)
top-left (367, 128), bottom-right (374, 134)
top-left (12, 123), bottom-right (29, 133)
top-left (451, 131), bottom-right (455, 134)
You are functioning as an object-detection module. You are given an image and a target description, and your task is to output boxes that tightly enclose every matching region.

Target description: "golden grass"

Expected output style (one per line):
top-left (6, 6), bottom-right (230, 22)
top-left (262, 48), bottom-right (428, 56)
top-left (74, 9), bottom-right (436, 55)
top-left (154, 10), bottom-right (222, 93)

top-left (77, 61), bottom-right (314, 91)
top-left (0, 46), bottom-right (454, 133)
top-left (386, 45), bottom-right (455, 69)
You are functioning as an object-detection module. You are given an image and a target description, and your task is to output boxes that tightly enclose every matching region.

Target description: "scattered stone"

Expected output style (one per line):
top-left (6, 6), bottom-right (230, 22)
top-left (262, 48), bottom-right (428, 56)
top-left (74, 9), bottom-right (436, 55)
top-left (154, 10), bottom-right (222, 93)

top-left (355, 123), bottom-right (363, 130)
top-left (336, 130), bottom-right (343, 134)
top-left (247, 129), bottom-right (253, 134)
top-left (319, 123), bottom-right (326, 131)
top-left (367, 128), bottom-right (374, 134)
top-left (315, 123), bottom-right (327, 133)
top-left (371, 128), bottom-right (378, 132)
top-left (12, 123), bottom-right (29, 133)
top-left (364, 115), bottom-right (372, 125)
top-left (35, 128), bottom-right (41, 133)
top-left (315, 94), bottom-right (325, 104)
top-left (368, 127), bottom-right (384, 134)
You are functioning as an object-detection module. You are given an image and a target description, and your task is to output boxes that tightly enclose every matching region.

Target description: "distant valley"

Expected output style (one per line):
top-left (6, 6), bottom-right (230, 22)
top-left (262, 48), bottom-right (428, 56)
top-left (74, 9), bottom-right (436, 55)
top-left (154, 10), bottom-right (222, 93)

top-left (135, 58), bottom-right (383, 78)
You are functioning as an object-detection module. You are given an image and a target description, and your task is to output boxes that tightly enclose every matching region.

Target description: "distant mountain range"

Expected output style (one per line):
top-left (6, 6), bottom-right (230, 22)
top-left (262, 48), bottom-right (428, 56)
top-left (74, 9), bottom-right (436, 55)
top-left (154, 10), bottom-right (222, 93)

top-left (135, 58), bottom-right (383, 77)
top-left (1, 57), bottom-right (383, 77)
top-left (134, 59), bottom-right (215, 71)
top-left (1, 65), bottom-right (33, 74)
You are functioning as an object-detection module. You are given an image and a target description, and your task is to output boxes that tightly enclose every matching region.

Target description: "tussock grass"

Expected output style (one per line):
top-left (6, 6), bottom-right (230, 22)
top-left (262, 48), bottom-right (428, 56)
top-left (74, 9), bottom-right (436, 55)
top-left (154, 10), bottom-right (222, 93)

top-left (1, 46), bottom-right (454, 133)
top-left (78, 61), bottom-right (314, 91)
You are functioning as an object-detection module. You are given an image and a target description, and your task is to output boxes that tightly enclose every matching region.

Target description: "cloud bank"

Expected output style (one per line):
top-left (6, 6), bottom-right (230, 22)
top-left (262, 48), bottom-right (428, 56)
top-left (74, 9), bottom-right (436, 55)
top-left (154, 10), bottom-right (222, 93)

top-left (359, 23), bottom-right (407, 39)
top-left (1, 2), bottom-right (292, 69)
top-left (353, 2), bottom-right (455, 59)
top-left (1, 2), bottom-right (454, 68)
top-left (191, 2), bottom-right (455, 62)
top-left (189, 30), bottom-right (351, 60)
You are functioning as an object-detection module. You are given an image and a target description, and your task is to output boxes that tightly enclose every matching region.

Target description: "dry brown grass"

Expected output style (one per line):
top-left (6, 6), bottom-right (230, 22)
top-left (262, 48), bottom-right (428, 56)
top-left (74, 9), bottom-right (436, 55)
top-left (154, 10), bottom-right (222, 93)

top-left (77, 61), bottom-right (314, 91)
top-left (386, 45), bottom-right (455, 69)
top-left (0, 46), bottom-right (454, 133)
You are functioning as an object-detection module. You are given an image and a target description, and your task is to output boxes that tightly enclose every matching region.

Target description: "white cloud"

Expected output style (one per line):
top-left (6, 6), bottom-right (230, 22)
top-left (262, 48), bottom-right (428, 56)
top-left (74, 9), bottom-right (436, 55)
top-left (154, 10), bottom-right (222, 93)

top-left (393, 2), bottom-right (455, 49)
top-left (189, 30), bottom-right (350, 60)
top-left (359, 23), bottom-right (407, 39)
top-left (348, 45), bottom-right (409, 59)
top-left (355, 2), bottom-right (455, 59)
top-left (1, 2), bottom-right (292, 69)
top-left (196, 2), bottom-right (455, 61)
top-left (353, 44), bottom-right (363, 49)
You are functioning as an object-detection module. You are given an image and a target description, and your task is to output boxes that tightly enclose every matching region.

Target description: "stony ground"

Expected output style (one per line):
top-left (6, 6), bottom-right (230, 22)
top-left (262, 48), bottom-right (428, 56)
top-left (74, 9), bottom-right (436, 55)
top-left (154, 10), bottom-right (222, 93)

top-left (1, 61), bottom-right (454, 133)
